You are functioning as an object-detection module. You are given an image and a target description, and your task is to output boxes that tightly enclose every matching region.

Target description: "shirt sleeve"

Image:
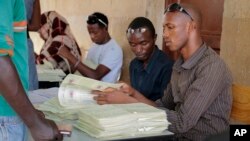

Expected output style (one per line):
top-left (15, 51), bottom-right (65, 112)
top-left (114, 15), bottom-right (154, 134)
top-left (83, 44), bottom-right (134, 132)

top-left (156, 83), bottom-right (175, 110)
top-left (99, 44), bottom-right (123, 70)
top-left (158, 61), bottom-right (173, 96)
top-left (0, 0), bottom-right (14, 56)
top-left (166, 60), bottom-right (232, 133)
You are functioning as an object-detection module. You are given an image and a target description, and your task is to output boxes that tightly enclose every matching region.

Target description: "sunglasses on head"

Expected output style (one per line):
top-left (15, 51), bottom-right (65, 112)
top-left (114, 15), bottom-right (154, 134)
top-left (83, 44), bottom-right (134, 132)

top-left (126, 27), bottom-right (147, 34)
top-left (126, 27), bottom-right (147, 37)
top-left (87, 15), bottom-right (107, 27)
top-left (165, 3), bottom-right (193, 21)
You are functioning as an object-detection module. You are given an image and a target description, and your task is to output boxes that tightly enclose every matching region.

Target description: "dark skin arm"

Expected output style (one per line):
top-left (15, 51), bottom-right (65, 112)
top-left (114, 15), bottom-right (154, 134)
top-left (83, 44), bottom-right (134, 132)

top-left (57, 46), bottom-right (110, 80)
top-left (93, 82), bottom-right (157, 107)
top-left (27, 0), bottom-right (41, 31)
top-left (0, 56), bottom-right (62, 141)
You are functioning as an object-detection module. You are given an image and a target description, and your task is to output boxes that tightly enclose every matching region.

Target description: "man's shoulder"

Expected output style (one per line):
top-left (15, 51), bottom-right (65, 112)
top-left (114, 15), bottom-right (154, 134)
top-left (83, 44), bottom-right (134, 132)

top-left (130, 58), bottom-right (138, 65)
top-left (107, 39), bottom-right (121, 47)
top-left (201, 47), bottom-right (224, 64)
top-left (156, 50), bottom-right (174, 66)
top-left (129, 58), bottom-right (141, 69)
top-left (104, 39), bottom-right (122, 53)
top-left (197, 47), bottom-right (230, 73)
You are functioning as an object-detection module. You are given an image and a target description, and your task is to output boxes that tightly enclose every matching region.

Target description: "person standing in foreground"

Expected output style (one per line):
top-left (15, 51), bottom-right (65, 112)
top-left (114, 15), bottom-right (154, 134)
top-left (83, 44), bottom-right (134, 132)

top-left (0, 0), bottom-right (62, 140)
top-left (25, 0), bottom-right (41, 90)
top-left (93, 3), bottom-right (233, 140)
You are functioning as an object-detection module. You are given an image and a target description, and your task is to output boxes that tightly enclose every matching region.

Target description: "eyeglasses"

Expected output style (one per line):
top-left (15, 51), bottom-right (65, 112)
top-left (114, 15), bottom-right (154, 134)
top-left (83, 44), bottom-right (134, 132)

top-left (126, 27), bottom-right (147, 35)
top-left (165, 3), bottom-right (193, 21)
top-left (87, 15), bottom-right (107, 27)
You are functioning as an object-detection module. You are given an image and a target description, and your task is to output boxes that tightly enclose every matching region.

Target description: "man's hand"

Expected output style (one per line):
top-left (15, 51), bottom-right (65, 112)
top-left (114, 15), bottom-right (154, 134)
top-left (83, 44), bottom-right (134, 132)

top-left (29, 116), bottom-right (63, 141)
top-left (92, 90), bottom-right (138, 105)
top-left (118, 82), bottom-right (136, 96)
top-left (57, 46), bottom-right (72, 59)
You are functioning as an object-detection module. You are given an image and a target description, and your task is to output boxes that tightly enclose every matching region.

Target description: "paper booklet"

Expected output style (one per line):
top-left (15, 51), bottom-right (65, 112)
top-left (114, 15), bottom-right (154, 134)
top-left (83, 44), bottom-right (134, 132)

top-left (58, 74), bottom-right (122, 109)
top-left (36, 60), bottom-right (66, 82)
top-left (74, 103), bottom-right (170, 140)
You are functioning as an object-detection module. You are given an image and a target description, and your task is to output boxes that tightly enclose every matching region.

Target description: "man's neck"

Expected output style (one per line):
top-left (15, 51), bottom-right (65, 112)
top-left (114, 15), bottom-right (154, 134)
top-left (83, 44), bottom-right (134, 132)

top-left (102, 34), bottom-right (111, 44)
top-left (180, 37), bottom-right (203, 61)
top-left (142, 46), bottom-right (156, 69)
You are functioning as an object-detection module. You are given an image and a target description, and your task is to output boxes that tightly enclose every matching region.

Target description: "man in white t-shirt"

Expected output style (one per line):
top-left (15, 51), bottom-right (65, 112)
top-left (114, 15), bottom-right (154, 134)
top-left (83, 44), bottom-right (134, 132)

top-left (57, 12), bottom-right (123, 83)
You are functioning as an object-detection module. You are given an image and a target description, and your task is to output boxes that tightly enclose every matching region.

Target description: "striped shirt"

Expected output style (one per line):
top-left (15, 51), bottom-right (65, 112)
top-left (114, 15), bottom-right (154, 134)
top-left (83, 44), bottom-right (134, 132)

top-left (156, 43), bottom-right (233, 141)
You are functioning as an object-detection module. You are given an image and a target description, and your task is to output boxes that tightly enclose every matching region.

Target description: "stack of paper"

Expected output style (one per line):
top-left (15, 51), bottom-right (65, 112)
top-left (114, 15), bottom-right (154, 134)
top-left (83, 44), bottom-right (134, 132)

top-left (35, 74), bottom-right (122, 121)
top-left (29, 87), bottom-right (59, 104)
top-left (35, 74), bottom-right (170, 140)
top-left (58, 74), bottom-right (122, 108)
top-left (35, 97), bottom-right (79, 121)
top-left (74, 103), bottom-right (170, 140)
top-left (37, 60), bottom-right (66, 82)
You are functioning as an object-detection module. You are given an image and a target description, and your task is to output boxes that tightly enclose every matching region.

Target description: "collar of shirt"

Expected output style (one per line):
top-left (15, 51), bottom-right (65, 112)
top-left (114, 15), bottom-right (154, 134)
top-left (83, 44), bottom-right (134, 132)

top-left (173, 42), bottom-right (208, 72)
top-left (134, 46), bottom-right (160, 74)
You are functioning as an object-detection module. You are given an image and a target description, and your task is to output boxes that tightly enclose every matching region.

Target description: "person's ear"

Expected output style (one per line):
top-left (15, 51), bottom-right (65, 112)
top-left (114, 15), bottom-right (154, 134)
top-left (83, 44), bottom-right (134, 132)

top-left (104, 26), bottom-right (108, 31)
top-left (187, 21), bottom-right (197, 33)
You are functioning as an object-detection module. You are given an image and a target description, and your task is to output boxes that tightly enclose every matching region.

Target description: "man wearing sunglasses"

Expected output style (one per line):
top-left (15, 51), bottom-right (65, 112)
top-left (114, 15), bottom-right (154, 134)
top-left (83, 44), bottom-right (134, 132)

top-left (126, 17), bottom-right (174, 101)
top-left (93, 3), bottom-right (232, 140)
top-left (58, 12), bottom-right (123, 83)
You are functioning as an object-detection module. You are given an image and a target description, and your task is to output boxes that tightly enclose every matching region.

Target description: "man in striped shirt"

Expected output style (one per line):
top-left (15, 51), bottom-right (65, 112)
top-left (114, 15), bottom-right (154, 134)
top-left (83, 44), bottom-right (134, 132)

top-left (94, 3), bottom-right (233, 141)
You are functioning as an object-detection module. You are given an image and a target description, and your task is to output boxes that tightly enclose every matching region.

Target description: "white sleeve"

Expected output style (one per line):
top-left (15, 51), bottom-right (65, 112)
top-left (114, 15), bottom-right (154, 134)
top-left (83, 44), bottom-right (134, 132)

top-left (99, 43), bottom-right (123, 70)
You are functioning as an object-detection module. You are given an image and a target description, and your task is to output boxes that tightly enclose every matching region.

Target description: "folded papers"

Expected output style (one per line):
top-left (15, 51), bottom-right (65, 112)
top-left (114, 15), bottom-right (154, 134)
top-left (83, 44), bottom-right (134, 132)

top-left (35, 97), bottom-right (79, 121)
top-left (37, 60), bottom-right (66, 82)
top-left (74, 103), bottom-right (170, 140)
top-left (58, 74), bottom-right (122, 108)
top-left (36, 74), bottom-right (170, 140)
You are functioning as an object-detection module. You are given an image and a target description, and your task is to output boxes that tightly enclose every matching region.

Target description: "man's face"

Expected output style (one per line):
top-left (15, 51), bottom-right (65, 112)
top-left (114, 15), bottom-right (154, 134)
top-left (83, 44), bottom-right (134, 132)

top-left (127, 28), bottom-right (156, 62)
top-left (87, 24), bottom-right (107, 44)
top-left (163, 12), bottom-right (190, 51)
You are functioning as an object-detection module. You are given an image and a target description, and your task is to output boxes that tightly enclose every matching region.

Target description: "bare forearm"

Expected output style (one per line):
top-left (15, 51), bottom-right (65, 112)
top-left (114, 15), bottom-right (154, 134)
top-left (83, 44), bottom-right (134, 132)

top-left (133, 90), bottom-right (157, 107)
top-left (77, 63), bottom-right (102, 80)
top-left (63, 52), bottom-right (107, 80)
top-left (28, 25), bottom-right (40, 31)
top-left (0, 56), bottom-right (38, 127)
top-left (28, 0), bottom-right (41, 31)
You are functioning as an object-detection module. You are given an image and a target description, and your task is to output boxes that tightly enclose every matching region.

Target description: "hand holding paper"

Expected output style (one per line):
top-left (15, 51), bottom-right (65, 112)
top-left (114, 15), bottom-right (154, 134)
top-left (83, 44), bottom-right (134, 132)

top-left (93, 89), bottom-right (138, 105)
top-left (58, 74), bottom-right (122, 108)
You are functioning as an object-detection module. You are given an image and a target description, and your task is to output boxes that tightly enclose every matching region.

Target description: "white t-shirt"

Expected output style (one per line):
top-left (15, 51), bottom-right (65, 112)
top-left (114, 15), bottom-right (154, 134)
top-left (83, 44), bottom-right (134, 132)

top-left (86, 39), bottom-right (123, 83)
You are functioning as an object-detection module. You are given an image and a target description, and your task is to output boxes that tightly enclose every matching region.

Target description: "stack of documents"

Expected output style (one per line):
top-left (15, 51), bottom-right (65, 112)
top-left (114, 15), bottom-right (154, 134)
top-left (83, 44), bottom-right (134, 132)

top-left (74, 103), bottom-right (170, 140)
top-left (58, 74), bottom-right (121, 108)
top-left (35, 74), bottom-right (170, 140)
top-left (37, 60), bottom-right (66, 82)
top-left (35, 97), bottom-right (79, 121)
top-left (36, 74), bottom-right (122, 121)
top-left (29, 87), bottom-right (59, 104)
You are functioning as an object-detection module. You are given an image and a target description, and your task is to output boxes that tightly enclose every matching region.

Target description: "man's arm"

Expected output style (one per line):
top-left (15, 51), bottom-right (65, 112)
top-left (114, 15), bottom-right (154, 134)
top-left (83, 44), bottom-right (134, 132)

top-left (57, 46), bottom-right (110, 80)
top-left (0, 56), bottom-right (62, 140)
top-left (166, 60), bottom-right (232, 133)
top-left (93, 83), bottom-right (157, 106)
top-left (77, 63), bottom-right (110, 80)
top-left (27, 0), bottom-right (41, 31)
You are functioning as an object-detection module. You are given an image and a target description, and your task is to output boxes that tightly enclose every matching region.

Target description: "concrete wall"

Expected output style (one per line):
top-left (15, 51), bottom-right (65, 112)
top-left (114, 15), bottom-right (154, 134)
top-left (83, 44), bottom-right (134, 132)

top-left (220, 0), bottom-right (250, 86)
top-left (31, 0), bottom-right (165, 83)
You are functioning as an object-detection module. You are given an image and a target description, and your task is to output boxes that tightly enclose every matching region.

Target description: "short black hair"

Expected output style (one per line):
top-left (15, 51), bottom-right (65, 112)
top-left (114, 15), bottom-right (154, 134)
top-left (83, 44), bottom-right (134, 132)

top-left (87, 12), bottom-right (108, 28)
top-left (127, 17), bottom-right (156, 37)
